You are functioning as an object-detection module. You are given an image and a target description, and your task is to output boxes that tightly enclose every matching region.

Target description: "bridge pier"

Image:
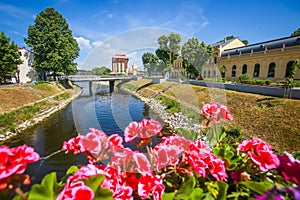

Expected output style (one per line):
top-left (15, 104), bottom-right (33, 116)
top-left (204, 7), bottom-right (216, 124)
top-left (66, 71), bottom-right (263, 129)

top-left (89, 81), bottom-right (93, 96)
top-left (109, 80), bottom-right (115, 93)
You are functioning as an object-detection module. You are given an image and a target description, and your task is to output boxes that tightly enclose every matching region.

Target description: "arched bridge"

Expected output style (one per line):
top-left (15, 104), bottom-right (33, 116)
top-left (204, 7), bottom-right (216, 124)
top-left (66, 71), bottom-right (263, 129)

top-left (68, 75), bottom-right (134, 93)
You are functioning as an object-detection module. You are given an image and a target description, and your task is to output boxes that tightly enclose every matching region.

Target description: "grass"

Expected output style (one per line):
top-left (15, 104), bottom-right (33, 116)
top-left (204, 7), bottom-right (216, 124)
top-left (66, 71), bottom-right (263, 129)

top-left (27, 82), bottom-right (63, 97)
top-left (0, 101), bottom-right (55, 135)
top-left (125, 79), bottom-right (300, 154)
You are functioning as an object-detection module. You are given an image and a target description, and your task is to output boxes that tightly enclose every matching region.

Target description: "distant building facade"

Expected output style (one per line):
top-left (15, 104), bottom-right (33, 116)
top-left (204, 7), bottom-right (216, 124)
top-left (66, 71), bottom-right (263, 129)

top-left (201, 36), bottom-right (300, 80)
top-left (112, 54), bottom-right (129, 74)
top-left (14, 47), bottom-right (35, 84)
top-left (171, 56), bottom-right (184, 78)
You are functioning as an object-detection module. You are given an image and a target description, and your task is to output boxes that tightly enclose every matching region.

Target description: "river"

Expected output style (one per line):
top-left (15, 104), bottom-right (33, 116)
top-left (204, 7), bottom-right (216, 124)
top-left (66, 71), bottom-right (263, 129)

top-left (4, 82), bottom-right (162, 187)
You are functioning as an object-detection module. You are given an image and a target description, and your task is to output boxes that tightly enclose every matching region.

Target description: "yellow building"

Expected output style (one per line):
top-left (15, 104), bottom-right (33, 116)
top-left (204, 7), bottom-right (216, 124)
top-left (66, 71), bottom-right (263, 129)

top-left (204, 36), bottom-right (300, 80)
top-left (171, 56), bottom-right (184, 78)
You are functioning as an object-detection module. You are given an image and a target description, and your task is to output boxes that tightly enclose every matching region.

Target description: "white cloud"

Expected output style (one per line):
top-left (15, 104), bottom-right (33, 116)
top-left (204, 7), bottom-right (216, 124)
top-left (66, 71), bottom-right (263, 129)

top-left (92, 41), bottom-right (103, 47)
top-left (75, 36), bottom-right (92, 50)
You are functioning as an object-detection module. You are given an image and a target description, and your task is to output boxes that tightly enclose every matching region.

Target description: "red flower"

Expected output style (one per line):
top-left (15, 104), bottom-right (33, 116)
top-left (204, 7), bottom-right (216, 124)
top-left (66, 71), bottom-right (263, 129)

top-left (62, 135), bottom-right (85, 154)
top-left (57, 180), bottom-right (94, 200)
top-left (201, 102), bottom-right (233, 123)
top-left (138, 173), bottom-right (165, 200)
top-left (124, 118), bottom-right (162, 142)
top-left (133, 153), bottom-right (152, 175)
top-left (277, 152), bottom-right (300, 185)
top-left (152, 145), bottom-right (182, 171)
top-left (237, 138), bottom-right (279, 172)
top-left (0, 145), bottom-right (39, 183)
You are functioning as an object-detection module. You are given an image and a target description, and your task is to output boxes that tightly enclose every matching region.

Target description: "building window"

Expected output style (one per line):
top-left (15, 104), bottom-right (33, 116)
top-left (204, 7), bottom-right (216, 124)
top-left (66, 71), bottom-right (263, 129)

top-left (253, 63), bottom-right (260, 77)
top-left (231, 65), bottom-right (236, 77)
top-left (213, 70), bottom-right (217, 77)
top-left (220, 66), bottom-right (226, 78)
top-left (208, 71), bottom-right (211, 78)
top-left (203, 71), bottom-right (206, 78)
top-left (242, 64), bottom-right (247, 74)
top-left (268, 62), bottom-right (276, 77)
top-left (285, 61), bottom-right (294, 77)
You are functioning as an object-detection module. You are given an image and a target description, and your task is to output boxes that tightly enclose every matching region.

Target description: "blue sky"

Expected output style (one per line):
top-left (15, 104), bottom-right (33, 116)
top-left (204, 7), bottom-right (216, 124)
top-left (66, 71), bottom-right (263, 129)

top-left (1, 0), bottom-right (300, 70)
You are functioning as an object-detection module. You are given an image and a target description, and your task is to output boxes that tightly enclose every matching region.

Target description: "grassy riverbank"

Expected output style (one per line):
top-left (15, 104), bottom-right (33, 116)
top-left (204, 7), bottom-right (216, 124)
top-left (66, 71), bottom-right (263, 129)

top-left (0, 81), bottom-right (81, 138)
top-left (122, 79), bottom-right (300, 154)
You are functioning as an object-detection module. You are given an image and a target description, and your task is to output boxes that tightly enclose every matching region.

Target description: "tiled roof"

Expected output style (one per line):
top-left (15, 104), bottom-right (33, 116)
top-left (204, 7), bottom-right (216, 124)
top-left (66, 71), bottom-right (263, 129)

top-left (221, 35), bottom-right (300, 56)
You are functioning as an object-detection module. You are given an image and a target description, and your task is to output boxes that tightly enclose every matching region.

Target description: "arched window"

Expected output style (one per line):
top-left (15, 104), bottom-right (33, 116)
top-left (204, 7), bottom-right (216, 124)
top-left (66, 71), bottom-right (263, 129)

top-left (231, 65), bottom-right (236, 77)
top-left (268, 62), bottom-right (276, 77)
top-left (285, 61), bottom-right (295, 77)
top-left (253, 63), bottom-right (260, 77)
top-left (203, 71), bottom-right (206, 78)
top-left (242, 64), bottom-right (247, 74)
top-left (208, 71), bottom-right (211, 78)
top-left (213, 70), bottom-right (216, 77)
top-left (220, 66), bottom-right (226, 78)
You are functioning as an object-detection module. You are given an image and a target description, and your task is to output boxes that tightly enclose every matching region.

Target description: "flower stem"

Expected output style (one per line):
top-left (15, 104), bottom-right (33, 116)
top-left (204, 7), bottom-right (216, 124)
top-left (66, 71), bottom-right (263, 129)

top-left (15, 187), bottom-right (27, 200)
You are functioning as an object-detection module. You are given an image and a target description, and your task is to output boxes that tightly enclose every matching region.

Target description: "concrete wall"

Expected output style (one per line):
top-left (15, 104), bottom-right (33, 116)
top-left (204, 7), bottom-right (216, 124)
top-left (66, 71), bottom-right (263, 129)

top-left (187, 80), bottom-right (300, 100)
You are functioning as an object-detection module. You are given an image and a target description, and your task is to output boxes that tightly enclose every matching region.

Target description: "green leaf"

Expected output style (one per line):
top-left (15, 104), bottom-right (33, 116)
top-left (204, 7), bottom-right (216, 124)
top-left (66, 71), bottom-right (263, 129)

top-left (83, 174), bottom-right (105, 193)
top-left (27, 172), bottom-right (63, 200)
top-left (215, 181), bottom-right (228, 200)
top-left (240, 181), bottom-right (274, 195)
top-left (174, 176), bottom-right (196, 199)
top-left (189, 188), bottom-right (205, 200)
top-left (94, 187), bottom-right (114, 200)
top-left (162, 192), bottom-right (175, 200)
top-left (66, 165), bottom-right (79, 175)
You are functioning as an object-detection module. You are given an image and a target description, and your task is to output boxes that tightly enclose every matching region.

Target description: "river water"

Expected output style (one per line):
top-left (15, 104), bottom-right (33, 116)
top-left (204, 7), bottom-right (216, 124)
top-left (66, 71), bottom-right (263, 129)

top-left (5, 82), bottom-right (162, 186)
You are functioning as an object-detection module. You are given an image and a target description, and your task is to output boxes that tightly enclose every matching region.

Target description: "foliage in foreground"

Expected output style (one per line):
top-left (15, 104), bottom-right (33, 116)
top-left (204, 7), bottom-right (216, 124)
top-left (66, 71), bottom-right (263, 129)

top-left (0, 102), bottom-right (299, 200)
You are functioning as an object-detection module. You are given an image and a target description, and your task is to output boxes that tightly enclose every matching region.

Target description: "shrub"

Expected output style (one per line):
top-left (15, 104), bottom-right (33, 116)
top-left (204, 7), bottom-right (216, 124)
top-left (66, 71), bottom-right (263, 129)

top-left (238, 73), bottom-right (251, 82)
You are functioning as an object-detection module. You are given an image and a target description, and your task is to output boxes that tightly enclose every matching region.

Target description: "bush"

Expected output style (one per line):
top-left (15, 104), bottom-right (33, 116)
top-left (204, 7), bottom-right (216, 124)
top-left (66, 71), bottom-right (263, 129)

top-left (238, 73), bottom-right (251, 82)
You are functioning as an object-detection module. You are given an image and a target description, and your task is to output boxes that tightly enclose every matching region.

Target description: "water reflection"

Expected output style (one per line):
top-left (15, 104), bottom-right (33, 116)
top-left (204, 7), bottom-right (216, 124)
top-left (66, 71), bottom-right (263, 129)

top-left (4, 82), bottom-right (162, 186)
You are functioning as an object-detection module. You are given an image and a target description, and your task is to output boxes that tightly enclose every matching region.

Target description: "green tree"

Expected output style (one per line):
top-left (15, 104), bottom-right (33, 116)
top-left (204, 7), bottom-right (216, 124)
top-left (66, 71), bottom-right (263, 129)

top-left (25, 8), bottom-right (80, 80)
top-left (291, 28), bottom-right (300, 37)
top-left (92, 66), bottom-right (111, 76)
top-left (0, 31), bottom-right (22, 83)
top-left (156, 33), bottom-right (181, 66)
top-left (142, 52), bottom-right (159, 76)
top-left (181, 38), bottom-right (211, 78)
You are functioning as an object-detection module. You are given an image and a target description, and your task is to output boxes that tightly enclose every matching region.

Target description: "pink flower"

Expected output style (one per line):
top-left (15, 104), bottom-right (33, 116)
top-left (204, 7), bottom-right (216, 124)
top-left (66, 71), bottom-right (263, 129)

top-left (152, 145), bottom-right (182, 171)
top-left (201, 102), bottom-right (233, 123)
top-left (0, 145), bottom-right (39, 182)
top-left (57, 180), bottom-right (94, 200)
top-left (187, 140), bottom-right (227, 180)
top-left (207, 154), bottom-right (228, 181)
top-left (62, 135), bottom-right (85, 154)
top-left (133, 153), bottom-right (152, 175)
top-left (80, 129), bottom-right (109, 157)
top-left (124, 119), bottom-right (162, 142)
top-left (138, 173), bottom-right (165, 200)
top-left (277, 152), bottom-right (300, 185)
top-left (237, 138), bottom-right (279, 172)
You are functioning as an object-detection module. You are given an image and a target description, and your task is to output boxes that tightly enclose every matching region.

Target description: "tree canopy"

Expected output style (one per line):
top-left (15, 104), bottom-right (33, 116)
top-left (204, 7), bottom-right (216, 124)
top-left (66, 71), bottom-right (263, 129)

top-left (181, 38), bottom-right (211, 77)
top-left (142, 52), bottom-right (159, 76)
top-left (291, 28), bottom-right (300, 37)
top-left (25, 8), bottom-right (80, 80)
top-left (156, 33), bottom-right (181, 67)
top-left (92, 67), bottom-right (111, 76)
top-left (0, 31), bottom-right (22, 83)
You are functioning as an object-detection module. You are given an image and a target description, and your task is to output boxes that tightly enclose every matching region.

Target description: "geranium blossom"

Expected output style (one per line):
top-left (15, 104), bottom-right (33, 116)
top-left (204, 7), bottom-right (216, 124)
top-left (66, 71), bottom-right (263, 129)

top-left (201, 102), bottom-right (233, 123)
top-left (0, 145), bottom-right (39, 185)
top-left (138, 173), bottom-right (165, 200)
top-left (57, 180), bottom-right (94, 200)
top-left (187, 140), bottom-right (227, 180)
top-left (237, 138), bottom-right (279, 172)
top-left (276, 152), bottom-right (300, 185)
top-left (124, 118), bottom-right (162, 142)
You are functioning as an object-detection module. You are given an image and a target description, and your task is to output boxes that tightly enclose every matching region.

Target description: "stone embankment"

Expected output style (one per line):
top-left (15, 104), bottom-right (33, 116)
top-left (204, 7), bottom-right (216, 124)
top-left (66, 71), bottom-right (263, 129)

top-left (0, 84), bottom-right (82, 142)
top-left (122, 87), bottom-right (201, 134)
